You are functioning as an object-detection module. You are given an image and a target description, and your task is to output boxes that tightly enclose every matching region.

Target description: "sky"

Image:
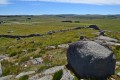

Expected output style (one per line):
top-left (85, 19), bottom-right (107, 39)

top-left (0, 0), bottom-right (120, 15)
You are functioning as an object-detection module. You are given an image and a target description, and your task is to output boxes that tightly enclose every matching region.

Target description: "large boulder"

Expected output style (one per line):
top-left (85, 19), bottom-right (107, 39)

top-left (67, 41), bottom-right (116, 78)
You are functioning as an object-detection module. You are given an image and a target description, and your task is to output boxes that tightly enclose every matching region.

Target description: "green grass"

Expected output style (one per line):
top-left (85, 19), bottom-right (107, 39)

top-left (52, 70), bottom-right (63, 80)
top-left (1, 60), bottom-right (22, 76)
top-left (18, 75), bottom-right (29, 80)
top-left (0, 15), bottom-right (120, 78)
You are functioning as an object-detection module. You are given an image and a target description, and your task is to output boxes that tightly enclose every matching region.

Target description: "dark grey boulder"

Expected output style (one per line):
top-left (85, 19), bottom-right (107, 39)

top-left (67, 41), bottom-right (116, 78)
top-left (99, 31), bottom-right (106, 36)
top-left (88, 25), bottom-right (100, 30)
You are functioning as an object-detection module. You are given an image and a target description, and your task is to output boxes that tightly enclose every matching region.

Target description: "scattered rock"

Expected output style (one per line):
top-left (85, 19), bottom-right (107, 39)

top-left (111, 78), bottom-right (115, 80)
top-left (97, 36), bottom-right (118, 42)
top-left (80, 36), bottom-right (88, 41)
top-left (45, 46), bottom-right (56, 50)
top-left (117, 72), bottom-right (120, 77)
top-left (116, 62), bottom-right (120, 65)
top-left (47, 31), bottom-right (55, 35)
top-left (80, 36), bottom-right (85, 40)
top-left (0, 75), bottom-right (13, 80)
top-left (0, 63), bottom-right (2, 77)
top-left (42, 66), bottom-right (64, 75)
top-left (67, 41), bottom-right (116, 78)
top-left (105, 42), bottom-right (120, 46)
top-left (7, 30), bottom-right (13, 33)
top-left (94, 40), bottom-right (120, 46)
top-left (115, 66), bottom-right (119, 69)
top-left (23, 57), bottom-right (43, 67)
top-left (15, 63), bottom-right (19, 66)
top-left (60, 69), bottom-right (74, 80)
top-left (21, 49), bottom-right (28, 53)
top-left (87, 25), bottom-right (100, 30)
top-left (99, 31), bottom-right (106, 36)
top-left (15, 71), bottom-right (35, 78)
top-left (0, 55), bottom-right (9, 61)
top-left (92, 32), bottom-right (100, 35)
top-left (30, 57), bottom-right (43, 65)
top-left (58, 44), bottom-right (69, 48)
top-left (37, 75), bottom-right (53, 80)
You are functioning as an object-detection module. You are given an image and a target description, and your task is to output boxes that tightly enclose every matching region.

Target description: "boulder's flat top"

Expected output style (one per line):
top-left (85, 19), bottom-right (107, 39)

top-left (70, 41), bottom-right (113, 59)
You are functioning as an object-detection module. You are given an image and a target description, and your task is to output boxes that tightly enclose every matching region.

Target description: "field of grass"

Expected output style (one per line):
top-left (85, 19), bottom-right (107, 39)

top-left (0, 15), bottom-right (120, 79)
top-left (0, 15), bottom-right (120, 35)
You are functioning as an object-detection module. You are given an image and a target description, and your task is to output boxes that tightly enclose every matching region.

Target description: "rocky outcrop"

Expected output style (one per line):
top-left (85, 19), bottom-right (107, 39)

top-left (0, 75), bottom-right (13, 80)
top-left (58, 44), bottom-right (69, 49)
top-left (67, 41), bottom-right (116, 78)
top-left (0, 55), bottom-right (9, 61)
top-left (97, 36), bottom-right (118, 42)
top-left (15, 71), bottom-right (35, 78)
top-left (42, 66), bottom-right (64, 75)
top-left (60, 69), bottom-right (74, 80)
top-left (29, 74), bottom-right (40, 80)
top-left (87, 25), bottom-right (100, 30)
top-left (37, 75), bottom-right (53, 80)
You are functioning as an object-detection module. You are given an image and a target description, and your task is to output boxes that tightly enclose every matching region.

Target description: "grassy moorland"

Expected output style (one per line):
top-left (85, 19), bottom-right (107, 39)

top-left (0, 15), bottom-right (120, 80)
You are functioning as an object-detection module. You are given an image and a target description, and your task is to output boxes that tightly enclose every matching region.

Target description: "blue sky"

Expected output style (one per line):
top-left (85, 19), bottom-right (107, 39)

top-left (0, 0), bottom-right (120, 15)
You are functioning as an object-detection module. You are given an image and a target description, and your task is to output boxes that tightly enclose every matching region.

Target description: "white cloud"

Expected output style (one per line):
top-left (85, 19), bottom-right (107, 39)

top-left (21, 0), bottom-right (120, 5)
top-left (0, 0), bottom-right (10, 4)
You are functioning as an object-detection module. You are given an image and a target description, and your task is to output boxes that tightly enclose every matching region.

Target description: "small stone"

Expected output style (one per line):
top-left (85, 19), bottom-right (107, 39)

top-left (58, 44), bottom-right (69, 48)
top-left (45, 46), bottom-right (56, 50)
top-left (115, 66), bottom-right (119, 69)
top-left (30, 57), bottom-right (43, 65)
top-left (21, 50), bottom-right (28, 53)
top-left (111, 78), bottom-right (115, 80)
top-left (116, 62), bottom-right (120, 65)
